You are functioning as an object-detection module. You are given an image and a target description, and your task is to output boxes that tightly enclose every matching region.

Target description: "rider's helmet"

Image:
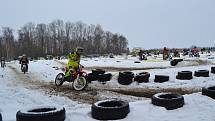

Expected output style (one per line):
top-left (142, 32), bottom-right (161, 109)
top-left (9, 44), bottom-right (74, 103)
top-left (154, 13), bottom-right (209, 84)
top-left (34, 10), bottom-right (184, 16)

top-left (75, 47), bottom-right (84, 54)
top-left (22, 54), bottom-right (27, 58)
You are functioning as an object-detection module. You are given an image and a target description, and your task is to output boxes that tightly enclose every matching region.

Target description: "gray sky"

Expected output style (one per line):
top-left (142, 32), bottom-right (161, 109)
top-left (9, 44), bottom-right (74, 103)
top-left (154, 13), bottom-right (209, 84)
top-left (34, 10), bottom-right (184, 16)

top-left (0, 0), bottom-right (215, 49)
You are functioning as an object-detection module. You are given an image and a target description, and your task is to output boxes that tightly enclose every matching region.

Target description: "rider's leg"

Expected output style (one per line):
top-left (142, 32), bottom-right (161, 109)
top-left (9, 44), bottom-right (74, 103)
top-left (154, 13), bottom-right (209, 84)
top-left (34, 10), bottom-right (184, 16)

top-left (26, 64), bottom-right (28, 72)
top-left (65, 70), bottom-right (71, 78)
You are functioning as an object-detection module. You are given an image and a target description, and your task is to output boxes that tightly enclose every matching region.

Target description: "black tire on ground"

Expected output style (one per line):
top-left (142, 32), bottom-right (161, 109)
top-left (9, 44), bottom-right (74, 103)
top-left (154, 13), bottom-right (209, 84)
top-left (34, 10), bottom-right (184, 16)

top-left (98, 73), bottom-right (112, 82)
top-left (92, 69), bottom-right (106, 75)
top-left (211, 67), bottom-right (215, 74)
top-left (194, 70), bottom-right (209, 77)
top-left (16, 106), bottom-right (66, 121)
top-left (0, 113), bottom-right (2, 121)
top-left (85, 73), bottom-right (97, 83)
top-left (170, 60), bottom-right (178, 66)
top-left (176, 71), bottom-right (193, 80)
top-left (151, 93), bottom-right (184, 110)
top-left (154, 75), bottom-right (169, 83)
top-left (91, 100), bottom-right (130, 120)
top-left (176, 59), bottom-right (183, 62)
top-left (134, 61), bottom-right (141, 63)
top-left (202, 86), bottom-right (215, 99)
top-left (118, 72), bottom-right (134, 85)
top-left (138, 72), bottom-right (150, 78)
top-left (122, 72), bottom-right (135, 77)
top-left (134, 72), bottom-right (150, 83)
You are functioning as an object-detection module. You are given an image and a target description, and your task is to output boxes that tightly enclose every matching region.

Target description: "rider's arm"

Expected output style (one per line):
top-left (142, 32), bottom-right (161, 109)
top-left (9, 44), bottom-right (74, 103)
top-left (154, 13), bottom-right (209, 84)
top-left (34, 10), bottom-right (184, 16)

top-left (68, 53), bottom-right (72, 60)
top-left (19, 58), bottom-right (22, 64)
top-left (26, 58), bottom-right (29, 64)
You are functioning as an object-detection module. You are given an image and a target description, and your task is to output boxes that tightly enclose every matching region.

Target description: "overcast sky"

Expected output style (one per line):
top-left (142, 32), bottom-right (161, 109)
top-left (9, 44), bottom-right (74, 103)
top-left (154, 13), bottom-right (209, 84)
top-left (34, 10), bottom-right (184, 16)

top-left (0, 0), bottom-right (215, 49)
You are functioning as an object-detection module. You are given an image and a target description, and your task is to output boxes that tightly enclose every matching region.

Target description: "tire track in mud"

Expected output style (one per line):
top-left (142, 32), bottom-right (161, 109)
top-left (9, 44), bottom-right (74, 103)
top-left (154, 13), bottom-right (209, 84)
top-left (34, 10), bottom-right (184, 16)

top-left (7, 64), bottom-right (101, 104)
top-left (7, 64), bottom-right (146, 104)
top-left (7, 61), bottom-right (202, 103)
top-left (100, 87), bottom-right (201, 98)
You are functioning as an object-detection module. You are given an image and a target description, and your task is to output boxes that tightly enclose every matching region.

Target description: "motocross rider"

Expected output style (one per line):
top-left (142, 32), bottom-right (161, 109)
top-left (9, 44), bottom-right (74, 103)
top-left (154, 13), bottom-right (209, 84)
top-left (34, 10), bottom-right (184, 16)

top-left (19, 54), bottom-right (29, 72)
top-left (1, 57), bottom-right (5, 68)
top-left (64, 47), bottom-right (84, 81)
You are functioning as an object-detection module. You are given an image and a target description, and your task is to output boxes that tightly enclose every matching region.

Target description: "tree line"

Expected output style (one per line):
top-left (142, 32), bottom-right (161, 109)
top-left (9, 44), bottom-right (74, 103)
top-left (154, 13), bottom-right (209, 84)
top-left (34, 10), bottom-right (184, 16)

top-left (0, 20), bottom-right (128, 59)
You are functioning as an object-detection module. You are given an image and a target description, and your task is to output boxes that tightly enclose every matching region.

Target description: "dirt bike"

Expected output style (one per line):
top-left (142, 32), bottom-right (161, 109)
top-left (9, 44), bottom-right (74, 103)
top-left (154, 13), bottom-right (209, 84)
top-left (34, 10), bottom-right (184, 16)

top-left (21, 64), bottom-right (28, 74)
top-left (55, 65), bottom-right (88, 91)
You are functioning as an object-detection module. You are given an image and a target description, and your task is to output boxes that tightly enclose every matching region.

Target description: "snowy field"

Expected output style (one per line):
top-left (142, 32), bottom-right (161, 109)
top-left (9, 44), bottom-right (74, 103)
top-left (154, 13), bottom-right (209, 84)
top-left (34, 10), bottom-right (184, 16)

top-left (0, 53), bottom-right (215, 121)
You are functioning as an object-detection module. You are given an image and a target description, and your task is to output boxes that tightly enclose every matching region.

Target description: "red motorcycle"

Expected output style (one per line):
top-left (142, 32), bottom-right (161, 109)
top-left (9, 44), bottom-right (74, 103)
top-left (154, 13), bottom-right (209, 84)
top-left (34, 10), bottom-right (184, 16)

top-left (55, 65), bottom-right (88, 91)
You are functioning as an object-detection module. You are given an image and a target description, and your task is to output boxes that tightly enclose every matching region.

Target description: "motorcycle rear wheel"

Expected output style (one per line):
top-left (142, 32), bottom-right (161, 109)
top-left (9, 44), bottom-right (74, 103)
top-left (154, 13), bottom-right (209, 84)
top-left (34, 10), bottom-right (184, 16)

top-left (72, 76), bottom-right (87, 91)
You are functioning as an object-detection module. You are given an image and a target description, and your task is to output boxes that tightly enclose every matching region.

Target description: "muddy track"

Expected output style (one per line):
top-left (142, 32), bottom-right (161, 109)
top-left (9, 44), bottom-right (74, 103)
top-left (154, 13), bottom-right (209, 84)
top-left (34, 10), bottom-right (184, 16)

top-left (7, 64), bottom-right (146, 104)
top-left (7, 65), bottom-right (105, 104)
top-left (101, 87), bottom-right (201, 98)
top-left (7, 62), bottom-right (203, 104)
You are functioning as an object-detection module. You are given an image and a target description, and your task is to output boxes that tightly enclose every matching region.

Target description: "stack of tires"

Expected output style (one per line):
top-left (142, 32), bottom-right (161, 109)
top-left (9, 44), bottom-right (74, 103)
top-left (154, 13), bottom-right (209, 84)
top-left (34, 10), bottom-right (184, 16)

top-left (118, 72), bottom-right (134, 85)
top-left (97, 73), bottom-right (112, 84)
top-left (170, 59), bottom-right (183, 66)
top-left (134, 72), bottom-right (150, 83)
top-left (194, 70), bottom-right (209, 77)
top-left (211, 67), bottom-right (215, 74)
top-left (85, 73), bottom-right (97, 83)
top-left (86, 69), bottom-right (105, 83)
top-left (176, 71), bottom-right (193, 80)
top-left (154, 75), bottom-right (169, 83)
top-left (86, 69), bottom-right (112, 84)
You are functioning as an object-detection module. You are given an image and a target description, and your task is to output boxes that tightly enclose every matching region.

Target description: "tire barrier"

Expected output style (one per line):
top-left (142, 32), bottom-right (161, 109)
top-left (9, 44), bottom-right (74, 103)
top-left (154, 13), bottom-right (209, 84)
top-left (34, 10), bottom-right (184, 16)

top-left (134, 61), bottom-right (141, 63)
top-left (154, 75), bottom-right (169, 83)
top-left (86, 73), bottom-right (97, 83)
top-left (170, 59), bottom-right (183, 66)
top-left (170, 59), bottom-right (178, 66)
top-left (211, 67), bottom-right (215, 74)
top-left (16, 106), bottom-right (65, 121)
top-left (176, 59), bottom-right (183, 62)
top-left (194, 70), bottom-right (209, 77)
top-left (98, 73), bottom-right (112, 83)
top-left (92, 69), bottom-right (106, 75)
top-left (91, 100), bottom-right (130, 120)
top-left (118, 72), bottom-right (134, 85)
top-left (202, 86), bottom-right (215, 99)
top-left (176, 71), bottom-right (193, 80)
top-left (152, 93), bottom-right (184, 110)
top-left (134, 72), bottom-right (150, 83)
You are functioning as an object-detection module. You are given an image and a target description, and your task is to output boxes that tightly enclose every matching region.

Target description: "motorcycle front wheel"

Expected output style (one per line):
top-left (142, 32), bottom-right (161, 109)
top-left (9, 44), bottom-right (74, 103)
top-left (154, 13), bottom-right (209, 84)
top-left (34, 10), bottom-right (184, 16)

top-left (55, 73), bottom-right (64, 86)
top-left (72, 76), bottom-right (87, 91)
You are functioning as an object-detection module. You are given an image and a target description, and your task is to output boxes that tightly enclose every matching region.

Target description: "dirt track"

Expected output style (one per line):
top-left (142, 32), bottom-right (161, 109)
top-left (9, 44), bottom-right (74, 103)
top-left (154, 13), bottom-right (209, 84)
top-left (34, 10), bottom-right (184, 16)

top-left (7, 60), bottom-right (205, 104)
top-left (7, 64), bottom-right (146, 104)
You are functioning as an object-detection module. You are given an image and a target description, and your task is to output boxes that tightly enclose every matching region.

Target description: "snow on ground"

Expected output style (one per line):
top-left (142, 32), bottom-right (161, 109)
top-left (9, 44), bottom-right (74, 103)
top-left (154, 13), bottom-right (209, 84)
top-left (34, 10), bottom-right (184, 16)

top-left (92, 64), bottom-right (215, 90)
top-left (0, 67), bottom-right (89, 121)
top-left (1, 53), bottom-right (215, 121)
top-left (59, 53), bottom-right (215, 69)
top-left (1, 67), bottom-right (215, 121)
top-left (9, 60), bottom-right (63, 83)
top-left (8, 57), bottom-right (215, 90)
